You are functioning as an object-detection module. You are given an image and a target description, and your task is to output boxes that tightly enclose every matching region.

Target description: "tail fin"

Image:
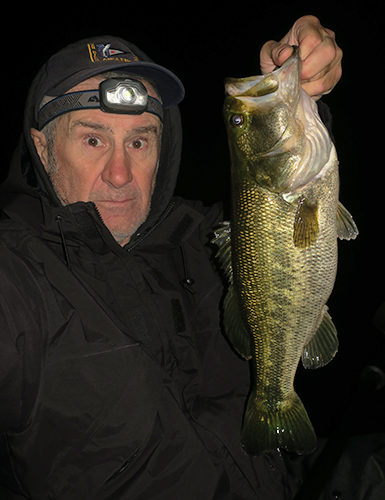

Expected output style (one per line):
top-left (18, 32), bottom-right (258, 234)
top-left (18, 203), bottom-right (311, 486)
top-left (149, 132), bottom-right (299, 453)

top-left (241, 390), bottom-right (317, 456)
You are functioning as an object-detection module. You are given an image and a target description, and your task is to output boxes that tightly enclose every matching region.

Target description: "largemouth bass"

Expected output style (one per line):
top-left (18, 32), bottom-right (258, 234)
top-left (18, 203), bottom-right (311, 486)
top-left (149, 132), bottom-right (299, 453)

top-left (214, 47), bottom-right (358, 456)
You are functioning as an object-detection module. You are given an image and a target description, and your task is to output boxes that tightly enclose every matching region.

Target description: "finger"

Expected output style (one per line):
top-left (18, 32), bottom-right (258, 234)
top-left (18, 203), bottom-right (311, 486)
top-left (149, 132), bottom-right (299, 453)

top-left (300, 38), bottom-right (342, 99)
top-left (260, 15), bottom-right (343, 99)
top-left (260, 41), bottom-right (294, 74)
top-left (260, 16), bottom-right (332, 74)
top-left (300, 36), bottom-right (341, 82)
top-left (301, 63), bottom-right (342, 101)
top-left (285, 16), bottom-right (329, 58)
top-left (283, 16), bottom-right (342, 98)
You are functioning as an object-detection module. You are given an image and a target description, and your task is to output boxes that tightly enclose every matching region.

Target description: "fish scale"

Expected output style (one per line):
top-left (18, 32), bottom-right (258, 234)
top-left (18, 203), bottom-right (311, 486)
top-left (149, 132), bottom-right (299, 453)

top-left (214, 47), bottom-right (358, 456)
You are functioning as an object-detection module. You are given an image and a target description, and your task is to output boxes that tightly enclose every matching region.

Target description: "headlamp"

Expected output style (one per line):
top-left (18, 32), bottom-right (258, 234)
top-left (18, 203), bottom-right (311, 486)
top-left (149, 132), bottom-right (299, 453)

top-left (100, 78), bottom-right (148, 114)
top-left (38, 77), bottom-right (163, 130)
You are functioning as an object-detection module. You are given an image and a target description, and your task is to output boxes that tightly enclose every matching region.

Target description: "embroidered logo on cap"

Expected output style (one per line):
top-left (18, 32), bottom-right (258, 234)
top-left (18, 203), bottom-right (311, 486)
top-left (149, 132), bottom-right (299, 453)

top-left (87, 43), bottom-right (139, 64)
top-left (98, 44), bottom-right (124, 58)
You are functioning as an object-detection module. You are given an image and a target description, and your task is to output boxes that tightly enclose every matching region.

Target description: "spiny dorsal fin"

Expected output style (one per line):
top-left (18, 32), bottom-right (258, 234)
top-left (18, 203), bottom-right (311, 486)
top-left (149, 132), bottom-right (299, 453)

top-left (212, 222), bottom-right (233, 282)
top-left (212, 223), bottom-right (251, 359)
top-left (336, 202), bottom-right (359, 240)
top-left (293, 195), bottom-right (319, 248)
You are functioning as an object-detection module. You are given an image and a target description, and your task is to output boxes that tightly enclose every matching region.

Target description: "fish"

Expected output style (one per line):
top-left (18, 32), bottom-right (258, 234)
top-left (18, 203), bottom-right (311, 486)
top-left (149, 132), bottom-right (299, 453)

top-left (213, 47), bottom-right (358, 456)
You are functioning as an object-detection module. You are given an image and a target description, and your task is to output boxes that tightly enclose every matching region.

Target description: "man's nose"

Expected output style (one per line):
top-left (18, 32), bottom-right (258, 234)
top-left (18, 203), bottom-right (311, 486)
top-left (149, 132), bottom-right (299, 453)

top-left (101, 146), bottom-right (133, 188)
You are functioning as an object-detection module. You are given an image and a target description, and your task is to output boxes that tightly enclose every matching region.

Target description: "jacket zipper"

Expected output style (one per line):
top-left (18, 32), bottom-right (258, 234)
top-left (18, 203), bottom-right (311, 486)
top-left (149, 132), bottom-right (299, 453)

top-left (84, 200), bottom-right (177, 252)
top-left (126, 200), bottom-right (177, 252)
top-left (92, 203), bottom-right (104, 225)
top-left (55, 215), bottom-right (72, 270)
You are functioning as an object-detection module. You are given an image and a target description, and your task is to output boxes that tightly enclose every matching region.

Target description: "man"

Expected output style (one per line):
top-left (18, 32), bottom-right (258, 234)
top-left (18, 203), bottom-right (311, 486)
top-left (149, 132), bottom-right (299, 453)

top-left (0, 16), bottom-right (342, 499)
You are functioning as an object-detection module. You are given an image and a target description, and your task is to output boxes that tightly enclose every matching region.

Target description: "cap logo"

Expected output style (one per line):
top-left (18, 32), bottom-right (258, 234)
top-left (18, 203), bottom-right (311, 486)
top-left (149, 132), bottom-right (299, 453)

top-left (87, 42), bottom-right (139, 64)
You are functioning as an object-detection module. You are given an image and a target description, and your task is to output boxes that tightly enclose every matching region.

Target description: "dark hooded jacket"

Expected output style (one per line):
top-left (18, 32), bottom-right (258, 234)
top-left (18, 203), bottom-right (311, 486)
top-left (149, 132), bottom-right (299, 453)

top-left (0, 39), bottom-right (334, 499)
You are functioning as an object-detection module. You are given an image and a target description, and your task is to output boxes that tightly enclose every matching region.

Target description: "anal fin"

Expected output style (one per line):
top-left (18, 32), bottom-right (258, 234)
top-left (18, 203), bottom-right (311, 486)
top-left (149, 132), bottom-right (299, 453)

top-left (337, 202), bottom-right (359, 240)
top-left (302, 306), bottom-right (338, 369)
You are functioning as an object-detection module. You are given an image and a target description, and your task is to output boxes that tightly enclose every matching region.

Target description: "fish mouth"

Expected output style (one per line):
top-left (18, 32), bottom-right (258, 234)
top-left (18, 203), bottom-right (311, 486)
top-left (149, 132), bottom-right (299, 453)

top-left (224, 46), bottom-right (301, 110)
top-left (223, 45), bottom-right (335, 194)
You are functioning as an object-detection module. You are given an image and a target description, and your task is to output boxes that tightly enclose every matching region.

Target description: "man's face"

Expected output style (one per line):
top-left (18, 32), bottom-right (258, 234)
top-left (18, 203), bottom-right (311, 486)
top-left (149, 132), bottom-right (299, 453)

top-left (32, 77), bottom-right (162, 246)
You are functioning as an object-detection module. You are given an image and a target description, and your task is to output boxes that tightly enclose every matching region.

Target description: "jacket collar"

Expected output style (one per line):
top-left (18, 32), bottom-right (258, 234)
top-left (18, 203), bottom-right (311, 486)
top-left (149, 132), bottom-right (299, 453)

top-left (2, 187), bottom-right (204, 260)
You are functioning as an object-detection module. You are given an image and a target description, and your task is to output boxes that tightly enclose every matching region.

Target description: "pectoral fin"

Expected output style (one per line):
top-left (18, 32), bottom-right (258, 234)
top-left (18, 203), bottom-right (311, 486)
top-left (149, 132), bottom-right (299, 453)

top-left (302, 306), bottom-right (338, 369)
top-left (293, 196), bottom-right (319, 248)
top-left (336, 202), bottom-right (359, 240)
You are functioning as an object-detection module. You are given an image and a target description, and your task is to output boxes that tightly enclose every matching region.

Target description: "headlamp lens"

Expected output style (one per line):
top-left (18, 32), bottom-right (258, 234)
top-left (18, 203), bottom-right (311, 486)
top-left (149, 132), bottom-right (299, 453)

top-left (117, 86), bottom-right (135, 103)
top-left (100, 78), bottom-right (148, 114)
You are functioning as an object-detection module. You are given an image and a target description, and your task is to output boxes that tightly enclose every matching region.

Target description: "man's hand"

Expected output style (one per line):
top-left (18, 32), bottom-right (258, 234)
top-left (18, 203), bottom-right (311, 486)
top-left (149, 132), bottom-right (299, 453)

top-left (260, 15), bottom-right (342, 100)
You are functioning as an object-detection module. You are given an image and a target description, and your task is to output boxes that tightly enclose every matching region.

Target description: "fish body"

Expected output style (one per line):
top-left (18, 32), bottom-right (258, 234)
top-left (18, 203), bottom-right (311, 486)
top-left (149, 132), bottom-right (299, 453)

top-left (215, 48), bottom-right (358, 456)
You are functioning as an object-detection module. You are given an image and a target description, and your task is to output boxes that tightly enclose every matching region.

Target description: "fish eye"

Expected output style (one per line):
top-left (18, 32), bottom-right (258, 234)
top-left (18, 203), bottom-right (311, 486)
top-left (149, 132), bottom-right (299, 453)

top-left (230, 114), bottom-right (244, 128)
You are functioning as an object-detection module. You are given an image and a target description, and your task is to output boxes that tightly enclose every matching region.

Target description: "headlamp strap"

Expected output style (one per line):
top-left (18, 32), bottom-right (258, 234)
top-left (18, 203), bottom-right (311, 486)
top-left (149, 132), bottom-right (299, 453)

top-left (38, 89), bottom-right (163, 130)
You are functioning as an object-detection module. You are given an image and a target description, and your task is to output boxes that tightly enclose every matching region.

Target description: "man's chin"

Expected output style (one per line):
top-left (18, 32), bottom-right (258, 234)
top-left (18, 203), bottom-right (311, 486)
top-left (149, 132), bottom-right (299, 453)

top-left (110, 229), bottom-right (133, 246)
top-left (103, 210), bottom-right (150, 246)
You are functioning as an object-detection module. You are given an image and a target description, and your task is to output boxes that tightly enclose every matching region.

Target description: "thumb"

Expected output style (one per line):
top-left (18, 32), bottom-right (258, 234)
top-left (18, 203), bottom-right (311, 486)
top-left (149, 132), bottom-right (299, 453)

top-left (260, 42), bottom-right (295, 74)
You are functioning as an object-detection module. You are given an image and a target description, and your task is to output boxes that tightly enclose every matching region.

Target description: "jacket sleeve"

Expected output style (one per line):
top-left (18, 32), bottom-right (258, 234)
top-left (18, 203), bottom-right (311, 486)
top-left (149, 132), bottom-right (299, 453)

top-left (0, 271), bottom-right (24, 431)
top-left (0, 261), bottom-right (45, 433)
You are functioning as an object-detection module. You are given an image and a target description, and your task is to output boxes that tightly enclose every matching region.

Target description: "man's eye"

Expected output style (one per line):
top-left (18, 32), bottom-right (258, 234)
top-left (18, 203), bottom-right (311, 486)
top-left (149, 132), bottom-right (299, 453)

top-left (87, 137), bottom-right (102, 147)
top-left (131, 139), bottom-right (145, 149)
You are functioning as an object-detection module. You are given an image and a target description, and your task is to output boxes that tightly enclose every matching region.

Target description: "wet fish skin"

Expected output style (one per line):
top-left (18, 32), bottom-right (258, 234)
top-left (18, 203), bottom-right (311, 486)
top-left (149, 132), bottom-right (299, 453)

top-left (215, 48), bottom-right (358, 456)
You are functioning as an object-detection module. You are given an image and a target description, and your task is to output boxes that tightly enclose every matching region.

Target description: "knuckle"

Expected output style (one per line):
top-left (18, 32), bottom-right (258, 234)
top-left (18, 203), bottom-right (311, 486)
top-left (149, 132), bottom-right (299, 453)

top-left (300, 14), bottom-right (321, 26)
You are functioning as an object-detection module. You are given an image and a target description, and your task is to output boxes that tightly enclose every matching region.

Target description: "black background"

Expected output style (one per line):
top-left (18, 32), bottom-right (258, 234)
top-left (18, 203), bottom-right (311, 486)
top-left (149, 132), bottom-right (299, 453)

top-left (3, 1), bottom-right (384, 442)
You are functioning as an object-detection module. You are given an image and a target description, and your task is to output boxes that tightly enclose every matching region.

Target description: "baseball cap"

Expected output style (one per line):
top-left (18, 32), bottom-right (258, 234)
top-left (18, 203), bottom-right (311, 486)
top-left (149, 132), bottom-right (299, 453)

top-left (32, 35), bottom-right (185, 124)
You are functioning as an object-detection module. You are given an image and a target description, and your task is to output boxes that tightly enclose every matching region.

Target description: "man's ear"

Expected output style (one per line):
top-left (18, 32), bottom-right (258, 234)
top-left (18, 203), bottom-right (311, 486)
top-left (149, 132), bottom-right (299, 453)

top-left (30, 128), bottom-right (49, 168)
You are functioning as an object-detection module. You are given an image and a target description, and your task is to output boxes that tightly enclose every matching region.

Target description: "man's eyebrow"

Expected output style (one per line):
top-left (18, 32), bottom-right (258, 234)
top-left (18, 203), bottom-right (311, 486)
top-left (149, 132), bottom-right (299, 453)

top-left (69, 120), bottom-right (113, 134)
top-left (131, 125), bottom-right (160, 136)
top-left (69, 120), bottom-right (160, 136)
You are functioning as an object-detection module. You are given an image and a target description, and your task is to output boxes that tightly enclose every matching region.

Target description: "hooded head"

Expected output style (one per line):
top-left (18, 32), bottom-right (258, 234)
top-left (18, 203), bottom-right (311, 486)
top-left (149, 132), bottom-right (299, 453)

top-left (2, 35), bottom-right (185, 247)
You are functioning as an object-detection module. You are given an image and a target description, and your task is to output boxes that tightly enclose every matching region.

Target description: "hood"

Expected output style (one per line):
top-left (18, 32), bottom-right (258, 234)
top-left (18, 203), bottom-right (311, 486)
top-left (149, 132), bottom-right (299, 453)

top-left (0, 37), bottom-right (184, 249)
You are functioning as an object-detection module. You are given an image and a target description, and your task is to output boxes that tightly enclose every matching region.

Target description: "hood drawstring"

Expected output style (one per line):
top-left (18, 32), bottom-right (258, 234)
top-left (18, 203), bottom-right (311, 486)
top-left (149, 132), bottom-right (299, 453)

top-left (56, 216), bottom-right (72, 270)
top-left (180, 245), bottom-right (195, 294)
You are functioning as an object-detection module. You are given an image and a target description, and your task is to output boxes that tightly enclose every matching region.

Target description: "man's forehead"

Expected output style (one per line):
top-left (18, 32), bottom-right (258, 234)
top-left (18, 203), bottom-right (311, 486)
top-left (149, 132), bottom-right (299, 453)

top-left (59, 106), bottom-right (162, 139)
top-left (67, 115), bottom-right (161, 135)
